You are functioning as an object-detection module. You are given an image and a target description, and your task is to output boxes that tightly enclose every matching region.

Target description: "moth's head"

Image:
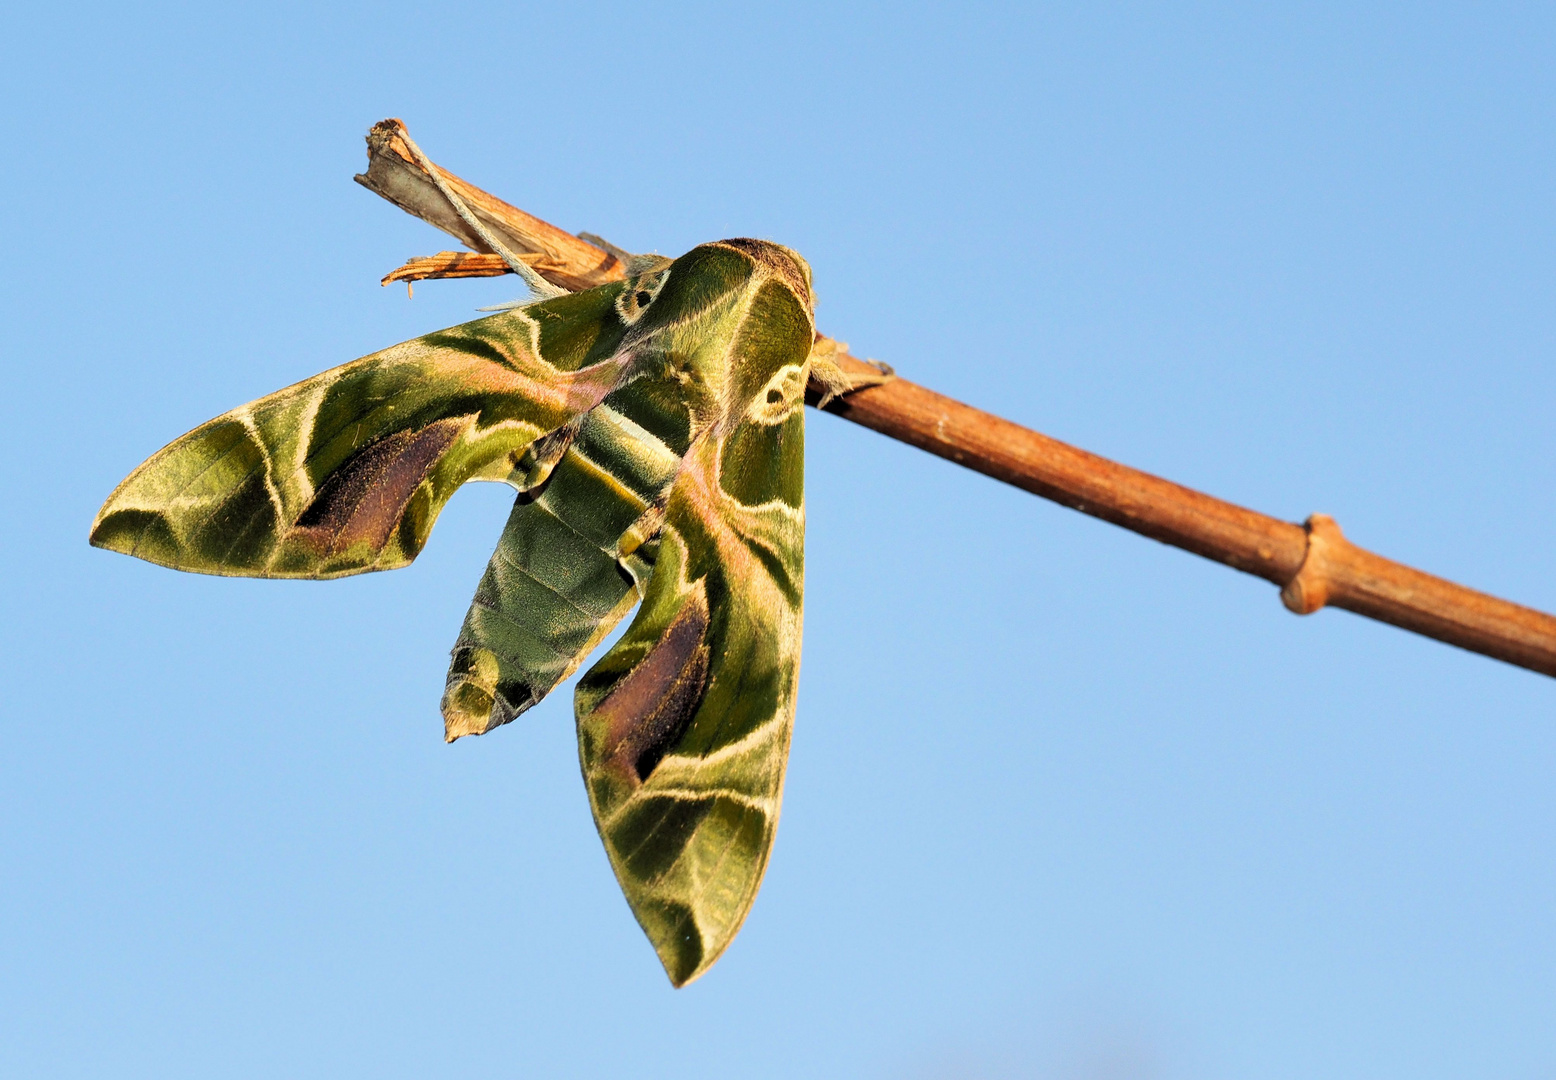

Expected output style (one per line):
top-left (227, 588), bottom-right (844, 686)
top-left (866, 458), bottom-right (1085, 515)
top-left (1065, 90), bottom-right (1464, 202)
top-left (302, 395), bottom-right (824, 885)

top-left (709, 238), bottom-right (814, 313)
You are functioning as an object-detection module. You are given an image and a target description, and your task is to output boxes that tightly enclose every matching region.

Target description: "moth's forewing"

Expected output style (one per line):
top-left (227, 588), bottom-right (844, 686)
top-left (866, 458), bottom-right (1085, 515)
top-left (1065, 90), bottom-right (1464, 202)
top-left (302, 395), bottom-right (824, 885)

top-left (570, 246), bottom-right (815, 986)
top-left (90, 286), bottom-right (634, 579)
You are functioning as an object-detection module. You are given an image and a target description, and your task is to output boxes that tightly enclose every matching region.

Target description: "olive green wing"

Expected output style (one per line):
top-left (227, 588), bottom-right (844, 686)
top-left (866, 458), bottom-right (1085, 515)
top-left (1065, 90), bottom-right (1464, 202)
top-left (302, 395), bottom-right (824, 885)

top-left (90, 288), bottom-right (633, 579)
top-left (573, 377), bottom-right (808, 987)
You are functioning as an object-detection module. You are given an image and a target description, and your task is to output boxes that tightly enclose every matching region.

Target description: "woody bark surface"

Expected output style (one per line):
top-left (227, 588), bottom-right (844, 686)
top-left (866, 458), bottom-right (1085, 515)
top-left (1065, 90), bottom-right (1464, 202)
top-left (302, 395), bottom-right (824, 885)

top-left (356, 118), bottom-right (1556, 680)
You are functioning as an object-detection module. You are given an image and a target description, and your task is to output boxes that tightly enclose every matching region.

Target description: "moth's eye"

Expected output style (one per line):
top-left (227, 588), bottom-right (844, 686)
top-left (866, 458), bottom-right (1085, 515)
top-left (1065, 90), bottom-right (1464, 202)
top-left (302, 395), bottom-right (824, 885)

top-left (635, 290), bottom-right (652, 307)
top-left (766, 389), bottom-right (783, 404)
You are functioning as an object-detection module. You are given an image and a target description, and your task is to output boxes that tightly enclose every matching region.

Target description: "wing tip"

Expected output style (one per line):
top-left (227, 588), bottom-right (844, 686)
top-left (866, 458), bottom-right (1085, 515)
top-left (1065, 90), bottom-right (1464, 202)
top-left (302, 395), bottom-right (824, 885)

top-left (657, 935), bottom-right (724, 988)
top-left (646, 897), bottom-right (752, 987)
top-left (89, 504), bottom-right (161, 563)
top-left (87, 518), bottom-right (122, 554)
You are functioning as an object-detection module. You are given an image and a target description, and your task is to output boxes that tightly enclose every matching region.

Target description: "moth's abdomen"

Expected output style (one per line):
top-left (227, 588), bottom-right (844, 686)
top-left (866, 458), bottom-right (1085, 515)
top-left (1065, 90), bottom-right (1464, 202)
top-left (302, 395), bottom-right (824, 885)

top-left (441, 400), bottom-right (687, 740)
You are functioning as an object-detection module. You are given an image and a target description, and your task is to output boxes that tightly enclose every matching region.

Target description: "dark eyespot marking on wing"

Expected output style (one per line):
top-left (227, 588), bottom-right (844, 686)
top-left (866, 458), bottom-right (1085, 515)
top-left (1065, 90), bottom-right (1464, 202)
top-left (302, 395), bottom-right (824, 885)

top-left (595, 596), bottom-right (711, 783)
top-left (615, 268), bottom-right (671, 325)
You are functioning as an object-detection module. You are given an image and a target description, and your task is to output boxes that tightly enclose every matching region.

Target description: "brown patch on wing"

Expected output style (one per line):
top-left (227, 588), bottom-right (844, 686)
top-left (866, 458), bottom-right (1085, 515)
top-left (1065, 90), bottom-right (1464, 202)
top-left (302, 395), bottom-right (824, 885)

top-left (595, 596), bottom-right (712, 783)
top-left (290, 416), bottom-right (466, 556)
top-left (715, 238), bottom-right (814, 310)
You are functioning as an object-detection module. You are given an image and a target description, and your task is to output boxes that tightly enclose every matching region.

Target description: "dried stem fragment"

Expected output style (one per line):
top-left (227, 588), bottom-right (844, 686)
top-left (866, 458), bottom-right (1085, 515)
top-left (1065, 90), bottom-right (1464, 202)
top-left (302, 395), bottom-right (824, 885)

top-left (381, 251), bottom-right (561, 287)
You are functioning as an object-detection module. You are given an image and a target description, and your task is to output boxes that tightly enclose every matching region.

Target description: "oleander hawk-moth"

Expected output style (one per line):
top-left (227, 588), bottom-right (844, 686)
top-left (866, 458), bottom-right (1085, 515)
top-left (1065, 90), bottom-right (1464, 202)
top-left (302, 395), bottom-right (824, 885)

top-left (91, 235), bottom-right (839, 986)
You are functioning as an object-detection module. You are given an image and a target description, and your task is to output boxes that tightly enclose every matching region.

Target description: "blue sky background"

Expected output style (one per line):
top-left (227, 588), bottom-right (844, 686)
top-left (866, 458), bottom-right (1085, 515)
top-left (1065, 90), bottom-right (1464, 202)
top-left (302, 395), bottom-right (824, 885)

top-left (2, 3), bottom-right (1553, 1077)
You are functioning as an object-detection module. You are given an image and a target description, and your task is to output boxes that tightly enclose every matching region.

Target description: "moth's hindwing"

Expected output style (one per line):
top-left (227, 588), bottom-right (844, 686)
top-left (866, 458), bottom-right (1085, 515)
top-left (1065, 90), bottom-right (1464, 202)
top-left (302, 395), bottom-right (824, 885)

top-left (90, 283), bottom-right (634, 579)
top-left (570, 246), bottom-right (815, 986)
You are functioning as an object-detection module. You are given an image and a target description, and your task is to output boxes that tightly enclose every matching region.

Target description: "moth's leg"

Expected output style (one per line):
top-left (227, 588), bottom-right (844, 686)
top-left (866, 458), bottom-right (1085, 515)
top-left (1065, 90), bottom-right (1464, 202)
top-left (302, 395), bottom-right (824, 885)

top-left (807, 335), bottom-right (895, 408)
top-left (397, 131), bottom-right (569, 301)
top-left (510, 421), bottom-right (579, 493)
top-left (615, 501), bottom-right (666, 587)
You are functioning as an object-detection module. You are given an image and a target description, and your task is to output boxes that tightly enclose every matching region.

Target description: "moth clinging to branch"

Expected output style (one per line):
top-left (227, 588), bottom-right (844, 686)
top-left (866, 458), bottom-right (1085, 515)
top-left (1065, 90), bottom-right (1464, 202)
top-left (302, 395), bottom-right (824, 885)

top-left (91, 135), bottom-right (883, 984)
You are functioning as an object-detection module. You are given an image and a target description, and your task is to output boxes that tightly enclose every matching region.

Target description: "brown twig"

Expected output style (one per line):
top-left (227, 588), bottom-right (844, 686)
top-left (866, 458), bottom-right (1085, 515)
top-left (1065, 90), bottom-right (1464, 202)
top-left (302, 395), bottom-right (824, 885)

top-left (380, 251), bottom-right (561, 288)
top-left (354, 121), bottom-right (624, 292)
top-left (354, 118), bottom-right (1556, 680)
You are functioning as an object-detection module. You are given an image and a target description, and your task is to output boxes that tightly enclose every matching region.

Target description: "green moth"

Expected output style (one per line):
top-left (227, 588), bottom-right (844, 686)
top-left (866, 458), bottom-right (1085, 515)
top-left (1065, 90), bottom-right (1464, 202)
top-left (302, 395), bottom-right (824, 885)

top-left (91, 227), bottom-right (838, 986)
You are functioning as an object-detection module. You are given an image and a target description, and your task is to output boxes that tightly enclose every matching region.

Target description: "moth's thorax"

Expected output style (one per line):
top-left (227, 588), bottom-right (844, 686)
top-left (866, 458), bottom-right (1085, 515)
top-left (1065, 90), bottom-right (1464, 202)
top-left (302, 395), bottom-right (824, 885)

top-left (623, 239), bottom-right (816, 430)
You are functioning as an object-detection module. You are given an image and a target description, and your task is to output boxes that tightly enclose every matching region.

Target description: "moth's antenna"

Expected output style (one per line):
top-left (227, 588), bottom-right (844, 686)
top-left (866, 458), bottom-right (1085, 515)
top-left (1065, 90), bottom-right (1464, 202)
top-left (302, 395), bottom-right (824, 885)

top-left (580, 232), bottom-right (673, 277)
top-left (397, 132), bottom-right (568, 301)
